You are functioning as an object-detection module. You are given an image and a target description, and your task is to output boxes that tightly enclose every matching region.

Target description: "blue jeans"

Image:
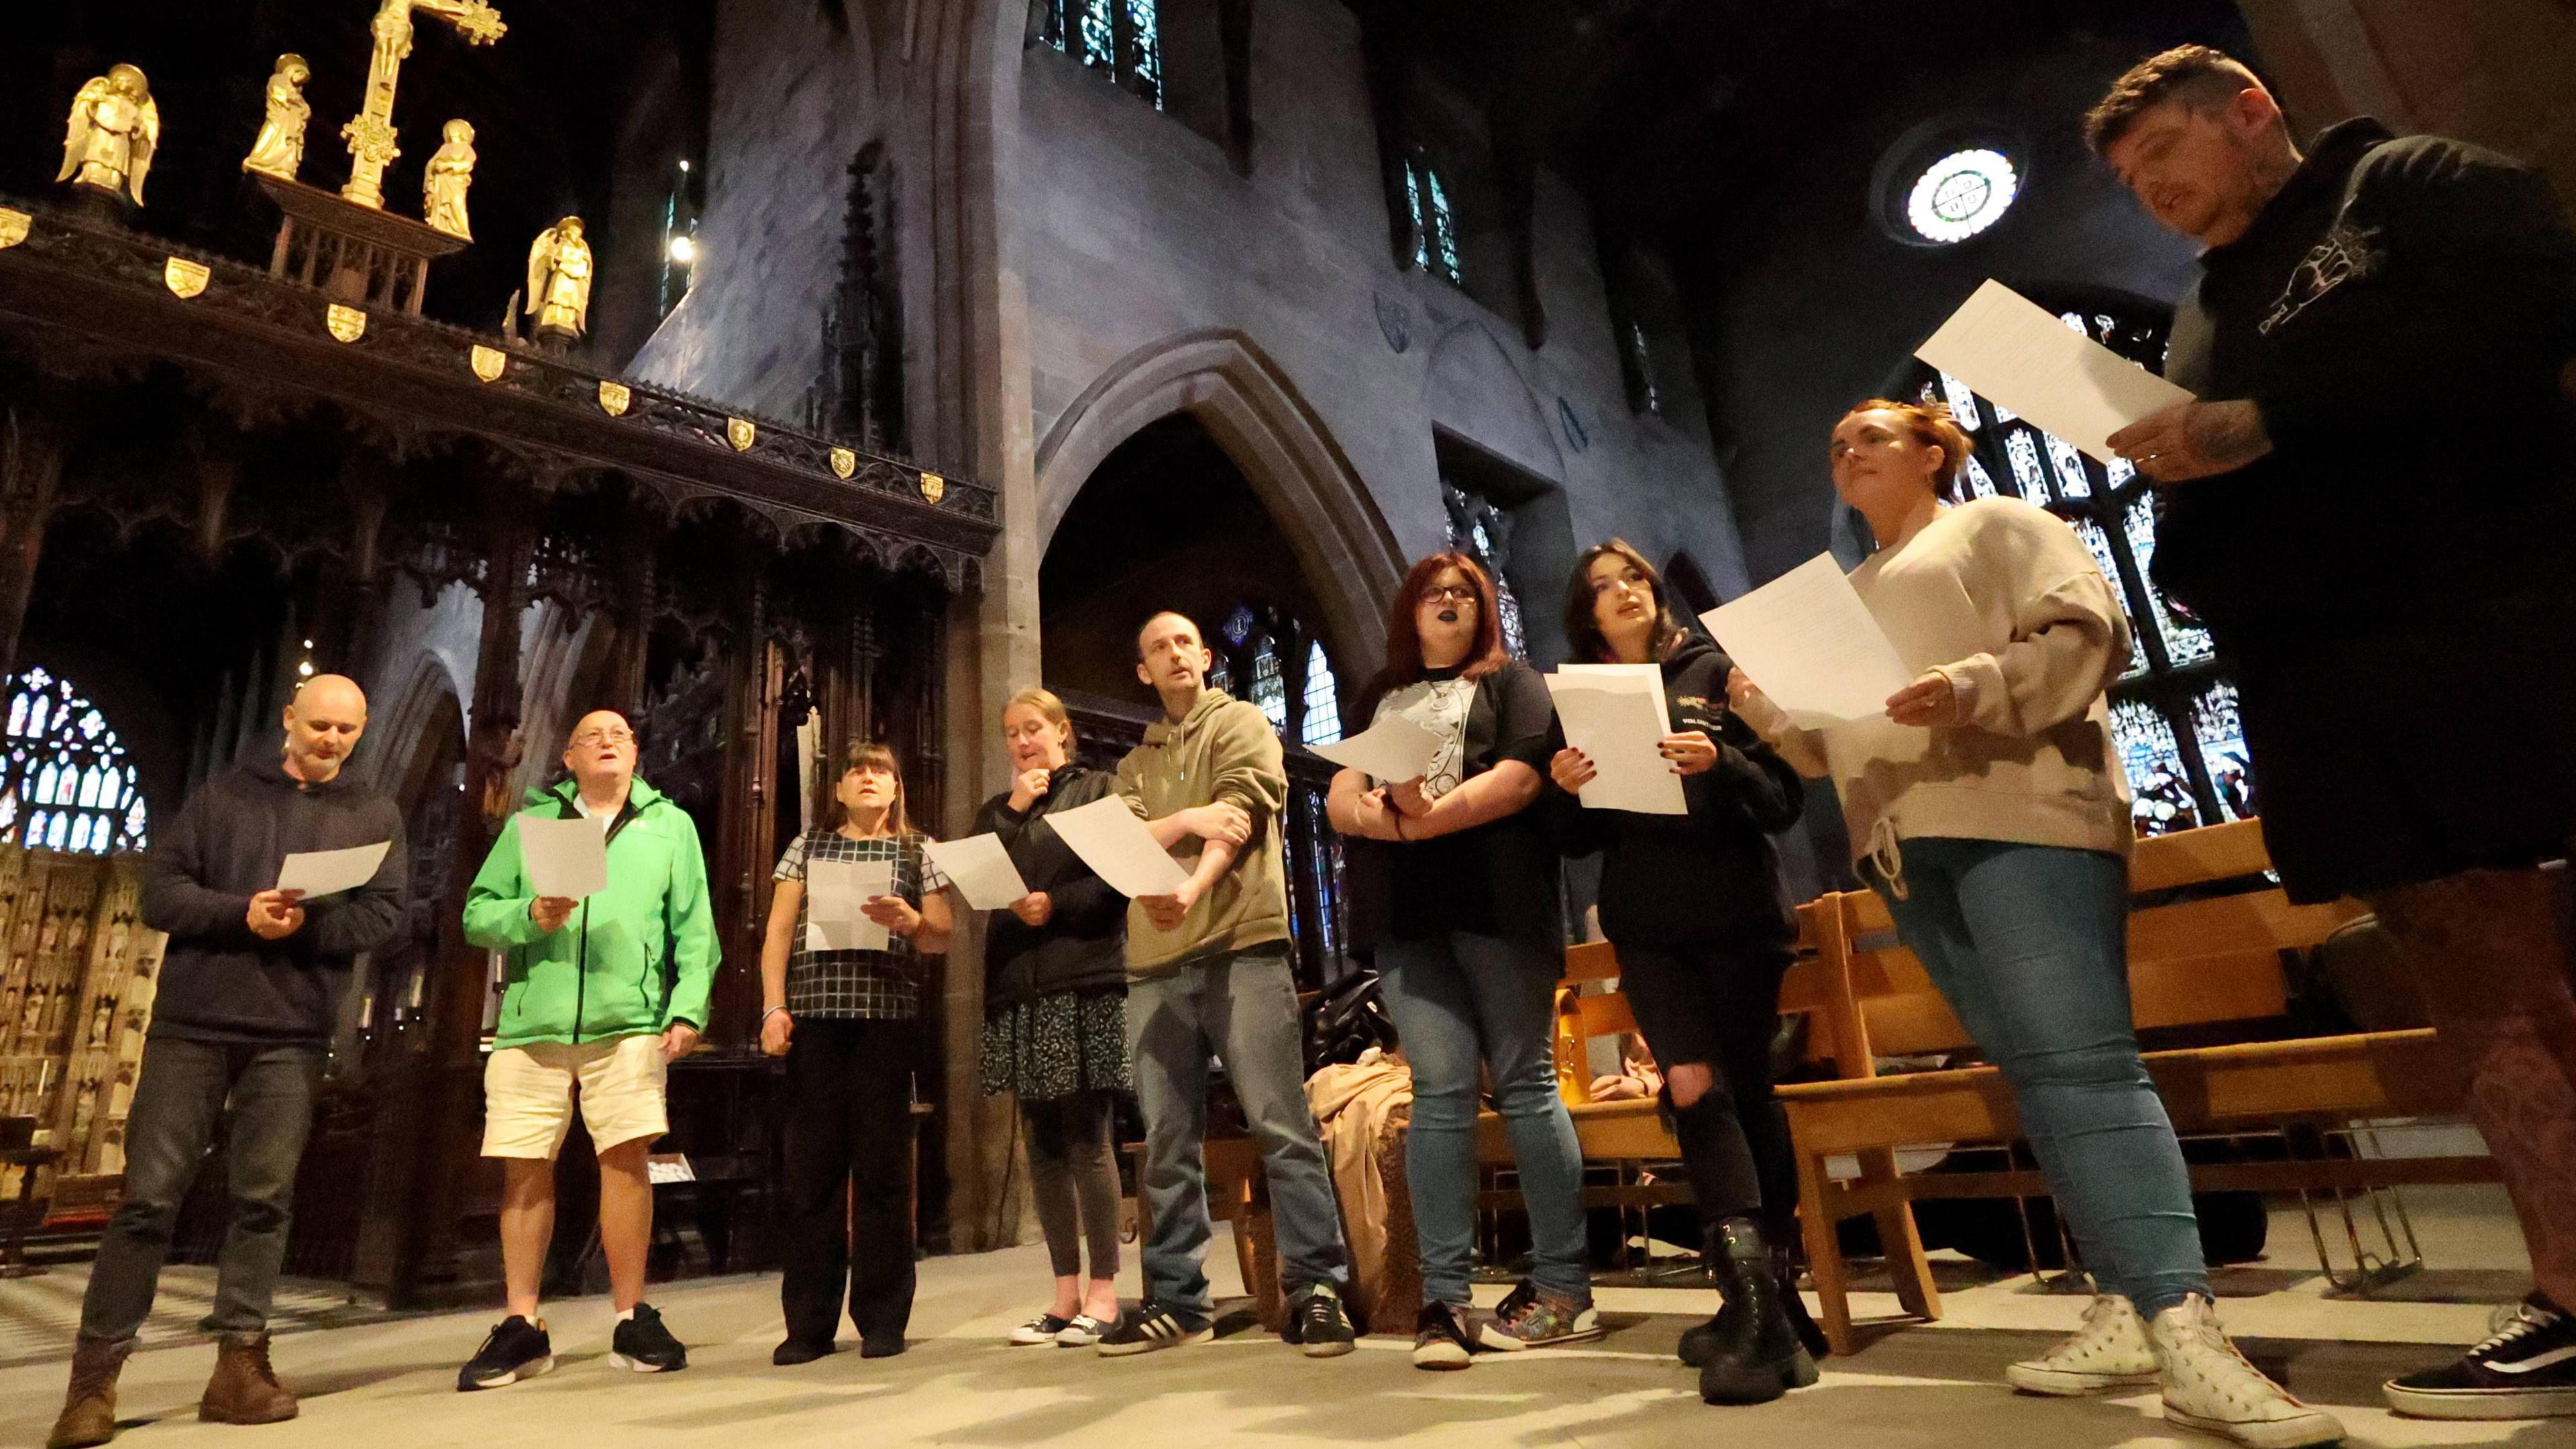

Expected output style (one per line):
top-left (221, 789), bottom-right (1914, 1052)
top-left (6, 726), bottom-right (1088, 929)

top-left (79, 1038), bottom-right (323, 1345)
top-left (1377, 931), bottom-right (1589, 1307)
top-left (1870, 837), bottom-right (2208, 1316)
top-left (1128, 946), bottom-right (1350, 1314)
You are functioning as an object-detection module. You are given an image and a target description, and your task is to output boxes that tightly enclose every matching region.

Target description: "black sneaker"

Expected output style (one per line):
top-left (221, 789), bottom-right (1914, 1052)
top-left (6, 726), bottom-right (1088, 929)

top-left (1281, 1283), bottom-right (1356, 1358)
top-left (457, 1316), bottom-right (553, 1391)
top-left (2384, 1293), bottom-right (2576, 1420)
top-left (1095, 1300), bottom-right (1214, 1357)
top-left (1413, 1301), bottom-right (1474, 1371)
top-left (608, 1304), bottom-right (688, 1374)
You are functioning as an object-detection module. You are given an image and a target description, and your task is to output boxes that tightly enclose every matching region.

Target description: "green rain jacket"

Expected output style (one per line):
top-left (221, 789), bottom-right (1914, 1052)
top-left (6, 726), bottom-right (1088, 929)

top-left (462, 776), bottom-right (719, 1049)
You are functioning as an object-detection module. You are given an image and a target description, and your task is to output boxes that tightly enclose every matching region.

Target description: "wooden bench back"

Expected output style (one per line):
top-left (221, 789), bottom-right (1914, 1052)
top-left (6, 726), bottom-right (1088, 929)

top-left (1549, 818), bottom-right (2367, 1098)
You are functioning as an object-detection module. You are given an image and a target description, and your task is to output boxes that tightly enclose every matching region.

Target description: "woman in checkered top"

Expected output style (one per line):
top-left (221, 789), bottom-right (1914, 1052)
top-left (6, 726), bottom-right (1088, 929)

top-left (756, 741), bottom-right (952, 1364)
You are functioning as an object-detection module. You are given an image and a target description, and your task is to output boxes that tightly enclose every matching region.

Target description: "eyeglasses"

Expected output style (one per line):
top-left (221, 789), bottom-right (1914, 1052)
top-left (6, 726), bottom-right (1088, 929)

top-left (571, 728), bottom-right (636, 748)
top-left (1418, 585), bottom-right (1479, 606)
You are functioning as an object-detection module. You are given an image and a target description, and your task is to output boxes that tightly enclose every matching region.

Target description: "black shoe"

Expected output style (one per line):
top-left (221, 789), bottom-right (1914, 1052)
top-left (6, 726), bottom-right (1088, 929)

top-left (2384, 1294), bottom-right (2576, 1420)
top-left (608, 1304), bottom-right (687, 1374)
top-left (1678, 1311), bottom-right (1723, 1368)
top-left (1772, 1242), bottom-right (1832, 1362)
top-left (1095, 1300), bottom-right (1214, 1357)
top-left (1413, 1301), bottom-right (1475, 1371)
top-left (859, 1337), bottom-right (906, 1359)
top-left (1697, 1220), bottom-right (1819, 1406)
top-left (1281, 1284), bottom-right (1356, 1358)
top-left (458, 1316), bottom-right (553, 1392)
top-left (772, 1337), bottom-right (835, 1366)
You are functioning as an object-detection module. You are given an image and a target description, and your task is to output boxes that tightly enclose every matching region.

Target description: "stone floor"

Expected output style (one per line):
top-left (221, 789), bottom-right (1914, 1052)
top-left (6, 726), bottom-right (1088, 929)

top-left (0, 1187), bottom-right (2561, 1449)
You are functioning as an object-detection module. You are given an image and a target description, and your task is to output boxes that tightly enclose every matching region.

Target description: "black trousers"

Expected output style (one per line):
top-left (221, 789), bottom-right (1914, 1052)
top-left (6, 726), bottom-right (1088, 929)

top-left (1615, 940), bottom-right (1797, 1236)
top-left (780, 1018), bottom-right (916, 1346)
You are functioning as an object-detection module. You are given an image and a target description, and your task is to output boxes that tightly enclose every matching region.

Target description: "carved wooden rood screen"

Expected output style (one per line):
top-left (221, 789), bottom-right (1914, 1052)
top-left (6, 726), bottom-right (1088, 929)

top-left (0, 195), bottom-right (997, 1305)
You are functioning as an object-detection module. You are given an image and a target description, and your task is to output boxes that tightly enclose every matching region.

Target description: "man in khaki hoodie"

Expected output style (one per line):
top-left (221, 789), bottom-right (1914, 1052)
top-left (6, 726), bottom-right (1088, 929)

top-left (1094, 611), bottom-right (1355, 1358)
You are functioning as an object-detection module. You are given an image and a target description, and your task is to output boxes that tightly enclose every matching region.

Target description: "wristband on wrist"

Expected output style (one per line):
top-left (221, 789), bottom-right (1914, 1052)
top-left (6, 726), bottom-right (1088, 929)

top-left (761, 1004), bottom-right (789, 1022)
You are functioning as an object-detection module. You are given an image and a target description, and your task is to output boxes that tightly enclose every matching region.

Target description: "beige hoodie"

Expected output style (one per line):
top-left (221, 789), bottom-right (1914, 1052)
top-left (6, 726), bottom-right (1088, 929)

top-left (1116, 688), bottom-right (1292, 974)
top-left (1737, 498), bottom-right (2134, 886)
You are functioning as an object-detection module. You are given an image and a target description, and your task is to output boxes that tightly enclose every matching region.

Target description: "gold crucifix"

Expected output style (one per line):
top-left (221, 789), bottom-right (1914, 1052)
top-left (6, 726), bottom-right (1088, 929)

top-left (340, 0), bottom-right (505, 209)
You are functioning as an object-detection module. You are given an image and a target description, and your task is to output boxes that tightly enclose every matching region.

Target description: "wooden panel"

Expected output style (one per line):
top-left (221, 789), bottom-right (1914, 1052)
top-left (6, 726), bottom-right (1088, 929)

top-left (1562, 940), bottom-right (1621, 983)
top-left (1574, 992), bottom-right (1636, 1039)
top-left (1477, 1097), bottom-right (1676, 1161)
top-left (2129, 951), bottom-right (2289, 1030)
top-left (1858, 991), bottom-right (1975, 1057)
top-left (2127, 890), bottom-right (2367, 961)
top-left (2129, 818), bottom-right (2273, 893)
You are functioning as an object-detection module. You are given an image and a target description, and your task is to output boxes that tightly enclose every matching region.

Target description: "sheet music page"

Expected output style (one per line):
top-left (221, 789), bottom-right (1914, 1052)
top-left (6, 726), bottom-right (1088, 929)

top-left (517, 816), bottom-right (609, 900)
top-left (1044, 796), bottom-right (1193, 898)
top-left (1701, 554), bottom-right (1918, 727)
top-left (1544, 665), bottom-right (1688, 816)
top-left (804, 858), bottom-right (894, 952)
top-left (1311, 714), bottom-right (1445, 784)
top-left (1915, 280), bottom-right (2194, 460)
top-left (921, 833), bottom-right (1032, 912)
top-left (274, 840), bottom-right (392, 900)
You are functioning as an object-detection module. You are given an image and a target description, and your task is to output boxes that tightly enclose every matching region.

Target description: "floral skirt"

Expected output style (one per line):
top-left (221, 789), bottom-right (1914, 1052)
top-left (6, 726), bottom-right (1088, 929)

top-left (981, 987), bottom-right (1131, 1101)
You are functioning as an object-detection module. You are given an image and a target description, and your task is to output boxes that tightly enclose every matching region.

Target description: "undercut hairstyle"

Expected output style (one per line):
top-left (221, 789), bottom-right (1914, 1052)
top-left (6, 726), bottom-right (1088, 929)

top-left (1562, 538), bottom-right (1688, 665)
top-left (834, 739), bottom-right (916, 839)
top-left (1844, 398), bottom-right (1974, 500)
top-left (2085, 45), bottom-right (2269, 156)
top-left (1363, 551), bottom-right (1511, 708)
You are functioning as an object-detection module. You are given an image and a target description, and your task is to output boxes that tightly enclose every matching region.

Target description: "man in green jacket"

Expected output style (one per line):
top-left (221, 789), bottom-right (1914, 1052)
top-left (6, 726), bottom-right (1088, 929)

top-left (453, 710), bottom-right (717, 1391)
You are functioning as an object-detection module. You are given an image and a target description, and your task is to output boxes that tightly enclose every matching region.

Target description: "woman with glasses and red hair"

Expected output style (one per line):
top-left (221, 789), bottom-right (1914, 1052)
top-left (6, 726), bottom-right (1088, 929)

top-left (1325, 552), bottom-right (1590, 1370)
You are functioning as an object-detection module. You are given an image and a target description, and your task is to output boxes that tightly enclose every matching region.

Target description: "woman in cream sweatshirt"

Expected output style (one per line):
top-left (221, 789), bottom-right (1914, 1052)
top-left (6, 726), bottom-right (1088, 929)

top-left (1729, 399), bottom-right (2340, 1449)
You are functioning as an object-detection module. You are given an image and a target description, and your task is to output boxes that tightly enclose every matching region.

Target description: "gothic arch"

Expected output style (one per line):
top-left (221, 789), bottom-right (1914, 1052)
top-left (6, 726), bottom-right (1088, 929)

top-left (1034, 329), bottom-right (1407, 680)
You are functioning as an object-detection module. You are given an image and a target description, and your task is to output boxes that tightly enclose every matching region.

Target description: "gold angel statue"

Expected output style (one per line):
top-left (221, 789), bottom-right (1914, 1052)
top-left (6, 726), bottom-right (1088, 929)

top-left (423, 119), bottom-right (477, 239)
top-left (525, 217), bottom-right (593, 342)
top-left (241, 54), bottom-right (312, 180)
top-left (58, 64), bottom-right (159, 206)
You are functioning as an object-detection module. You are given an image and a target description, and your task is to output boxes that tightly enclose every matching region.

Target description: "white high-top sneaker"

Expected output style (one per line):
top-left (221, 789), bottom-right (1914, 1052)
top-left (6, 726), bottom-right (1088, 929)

top-left (2149, 1295), bottom-right (2345, 1448)
top-left (2006, 1294), bottom-right (2160, 1395)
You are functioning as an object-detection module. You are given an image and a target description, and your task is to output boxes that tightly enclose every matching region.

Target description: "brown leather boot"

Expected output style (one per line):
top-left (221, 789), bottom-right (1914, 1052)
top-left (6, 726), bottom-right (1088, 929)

top-left (48, 1336), bottom-right (133, 1449)
top-left (199, 1332), bottom-right (298, 1425)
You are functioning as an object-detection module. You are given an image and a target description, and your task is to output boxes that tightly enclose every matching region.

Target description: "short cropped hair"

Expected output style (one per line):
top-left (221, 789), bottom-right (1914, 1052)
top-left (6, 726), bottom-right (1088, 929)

top-left (2084, 45), bottom-right (2268, 156)
top-left (1841, 398), bottom-right (1973, 500)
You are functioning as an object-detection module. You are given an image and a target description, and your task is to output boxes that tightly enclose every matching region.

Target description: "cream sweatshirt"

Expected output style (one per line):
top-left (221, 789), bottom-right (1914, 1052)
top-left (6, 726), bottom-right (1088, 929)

top-left (1736, 498), bottom-right (2134, 883)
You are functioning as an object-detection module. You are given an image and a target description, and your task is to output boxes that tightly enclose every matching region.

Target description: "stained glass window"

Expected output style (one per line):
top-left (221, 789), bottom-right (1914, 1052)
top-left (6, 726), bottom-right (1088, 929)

top-left (1905, 149), bottom-right (2020, 243)
top-left (1627, 323), bottom-right (1660, 416)
top-left (2120, 495), bottom-right (2214, 667)
top-left (2192, 680), bottom-right (2256, 822)
top-left (2043, 431), bottom-right (2092, 500)
top-left (1409, 160), bottom-right (1461, 285)
top-left (2112, 698), bottom-right (2202, 837)
top-left (1042, 0), bottom-right (1159, 108)
top-left (1125, 0), bottom-right (1161, 103)
top-left (1443, 482), bottom-right (1524, 659)
top-left (1937, 371), bottom-right (1983, 431)
top-left (2002, 428), bottom-right (2049, 503)
top-left (1, 669), bottom-right (148, 856)
top-left (1960, 455), bottom-right (1998, 500)
top-left (1299, 641), bottom-right (1342, 749)
top-left (2072, 519), bottom-right (2149, 680)
top-left (1250, 642), bottom-right (1287, 733)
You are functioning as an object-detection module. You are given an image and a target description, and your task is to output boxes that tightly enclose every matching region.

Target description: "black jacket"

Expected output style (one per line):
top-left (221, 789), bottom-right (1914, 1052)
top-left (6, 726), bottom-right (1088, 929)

top-left (974, 765), bottom-right (1127, 1011)
top-left (2157, 119), bottom-right (2576, 659)
top-left (140, 759), bottom-right (407, 1046)
top-left (1549, 637), bottom-right (1804, 947)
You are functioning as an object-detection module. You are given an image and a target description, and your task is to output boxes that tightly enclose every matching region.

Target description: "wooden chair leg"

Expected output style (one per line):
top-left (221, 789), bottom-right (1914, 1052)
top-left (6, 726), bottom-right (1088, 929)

top-left (1858, 1147), bottom-right (1939, 1324)
top-left (1795, 1148), bottom-right (1856, 1358)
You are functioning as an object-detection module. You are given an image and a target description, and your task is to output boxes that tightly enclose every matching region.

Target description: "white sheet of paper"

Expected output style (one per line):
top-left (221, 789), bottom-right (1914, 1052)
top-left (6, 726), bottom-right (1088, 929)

top-left (1044, 796), bottom-right (1191, 899)
top-left (275, 840), bottom-right (391, 900)
top-left (517, 815), bottom-right (609, 900)
top-left (1702, 553), bottom-right (1919, 727)
top-left (1310, 714), bottom-right (1445, 784)
top-left (922, 833), bottom-right (1031, 912)
top-left (805, 858), bottom-right (893, 952)
top-left (1545, 665), bottom-right (1687, 816)
top-left (1915, 280), bottom-right (2196, 461)
top-left (646, 1153), bottom-right (696, 1185)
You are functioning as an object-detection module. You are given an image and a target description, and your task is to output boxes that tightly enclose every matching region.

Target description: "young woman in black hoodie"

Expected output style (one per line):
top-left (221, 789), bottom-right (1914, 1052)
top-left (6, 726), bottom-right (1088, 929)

top-left (1548, 539), bottom-right (1822, 1405)
top-left (973, 688), bottom-right (1131, 1348)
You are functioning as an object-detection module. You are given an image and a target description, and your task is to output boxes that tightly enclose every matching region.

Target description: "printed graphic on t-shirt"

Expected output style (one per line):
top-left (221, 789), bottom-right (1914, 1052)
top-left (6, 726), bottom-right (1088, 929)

top-left (2259, 213), bottom-right (2383, 335)
top-left (1371, 677), bottom-right (1474, 799)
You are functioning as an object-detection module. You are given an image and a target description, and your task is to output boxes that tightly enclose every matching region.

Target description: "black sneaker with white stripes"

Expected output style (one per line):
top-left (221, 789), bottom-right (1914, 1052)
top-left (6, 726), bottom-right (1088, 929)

top-left (608, 1304), bottom-right (688, 1373)
top-left (456, 1316), bottom-right (553, 1391)
top-left (1281, 1284), bottom-right (1356, 1358)
top-left (2384, 1293), bottom-right (2576, 1420)
top-left (1095, 1301), bottom-right (1214, 1357)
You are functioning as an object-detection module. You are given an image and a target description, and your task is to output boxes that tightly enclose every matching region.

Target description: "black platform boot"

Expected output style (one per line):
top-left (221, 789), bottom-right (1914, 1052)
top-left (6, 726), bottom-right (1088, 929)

top-left (1771, 1238), bottom-right (1831, 1362)
top-left (1698, 1218), bottom-right (1820, 1405)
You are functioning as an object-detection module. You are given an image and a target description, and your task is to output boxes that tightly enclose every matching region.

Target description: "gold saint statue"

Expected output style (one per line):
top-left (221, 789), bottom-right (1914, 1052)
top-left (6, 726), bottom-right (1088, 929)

top-left (58, 64), bottom-right (159, 207)
top-left (525, 217), bottom-right (593, 344)
top-left (341, 0), bottom-right (506, 209)
top-left (242, 54), bottom-right (313, 180)
top-left (423, 119), bottom-right (476, 239)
